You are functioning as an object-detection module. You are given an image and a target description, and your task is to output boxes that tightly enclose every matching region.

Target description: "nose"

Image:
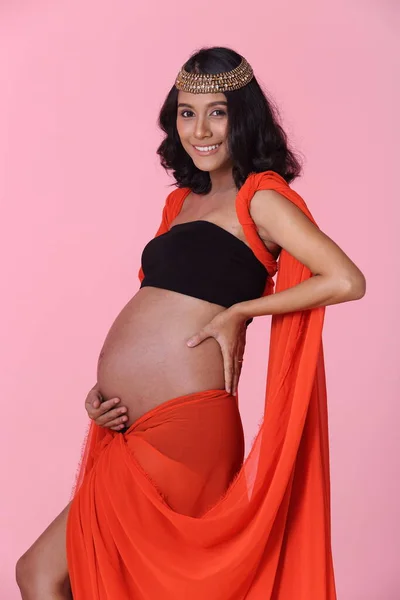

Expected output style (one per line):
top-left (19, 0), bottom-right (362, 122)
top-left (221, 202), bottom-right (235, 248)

top-left (193, 116), bottom-right (212, 140)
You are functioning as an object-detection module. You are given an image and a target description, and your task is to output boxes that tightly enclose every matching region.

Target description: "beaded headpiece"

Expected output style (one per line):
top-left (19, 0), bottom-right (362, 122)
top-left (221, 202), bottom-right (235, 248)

top-left (174, 57), bottom-right (254, 94)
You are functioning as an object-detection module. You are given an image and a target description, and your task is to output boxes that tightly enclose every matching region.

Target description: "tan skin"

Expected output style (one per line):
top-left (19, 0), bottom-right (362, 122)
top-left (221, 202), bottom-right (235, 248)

top-left (16, 90), bottom-right (366, 599)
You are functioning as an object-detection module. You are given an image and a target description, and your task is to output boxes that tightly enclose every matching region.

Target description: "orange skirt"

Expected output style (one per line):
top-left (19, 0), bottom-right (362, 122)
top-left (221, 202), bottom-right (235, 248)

top-left (67, 171), bottom-right (336, 599)
top-left (66, 389), bottom-right (245, 599)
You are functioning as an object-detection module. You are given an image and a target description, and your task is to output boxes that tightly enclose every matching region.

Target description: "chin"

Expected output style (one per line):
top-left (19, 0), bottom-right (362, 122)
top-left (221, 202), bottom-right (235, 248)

top-left (191, 155), bottom-right (231, 172)
top-left (193, 161), bottom-right (220, 172)
top-left (202, 162), bottom-right (231, 174)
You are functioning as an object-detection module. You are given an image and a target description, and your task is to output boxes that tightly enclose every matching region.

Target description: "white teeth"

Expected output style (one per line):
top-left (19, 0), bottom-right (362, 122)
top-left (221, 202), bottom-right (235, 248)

top-left (194, 143), bottom-right (221, 152)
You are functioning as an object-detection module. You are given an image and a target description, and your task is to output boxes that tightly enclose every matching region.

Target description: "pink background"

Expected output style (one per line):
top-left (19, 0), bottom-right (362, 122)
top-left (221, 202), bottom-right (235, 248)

top-left (1, 1), bottom-right (398, 598)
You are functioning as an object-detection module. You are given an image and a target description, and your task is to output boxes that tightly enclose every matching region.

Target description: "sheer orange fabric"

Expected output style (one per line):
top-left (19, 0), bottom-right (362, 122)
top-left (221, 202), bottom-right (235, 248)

top-left (66, 170), bottom-right (336, 599)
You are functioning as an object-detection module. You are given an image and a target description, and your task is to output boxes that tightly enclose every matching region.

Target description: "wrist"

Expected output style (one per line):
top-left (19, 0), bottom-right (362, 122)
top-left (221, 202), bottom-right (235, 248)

top-left (230, 301), bottom-right (252, 321)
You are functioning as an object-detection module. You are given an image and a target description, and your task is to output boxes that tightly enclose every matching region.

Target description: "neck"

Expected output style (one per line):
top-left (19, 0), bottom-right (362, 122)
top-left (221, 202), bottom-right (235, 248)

top-left (208, 166), bottom-right (237, 195)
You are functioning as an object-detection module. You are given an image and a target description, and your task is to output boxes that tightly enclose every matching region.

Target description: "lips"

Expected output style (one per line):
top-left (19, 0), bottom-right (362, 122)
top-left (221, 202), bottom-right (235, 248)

top-left (191, 142), bottom-right (222, 156)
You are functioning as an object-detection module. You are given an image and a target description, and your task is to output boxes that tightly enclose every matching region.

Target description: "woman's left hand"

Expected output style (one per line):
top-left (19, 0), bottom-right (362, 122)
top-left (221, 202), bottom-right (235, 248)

top-left (186, 306), bottom-right (248, 396)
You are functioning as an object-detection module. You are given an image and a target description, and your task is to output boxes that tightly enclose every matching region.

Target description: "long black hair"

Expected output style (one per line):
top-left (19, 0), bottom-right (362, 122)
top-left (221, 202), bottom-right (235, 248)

top-left (157, 46), bottom-right (303, 194)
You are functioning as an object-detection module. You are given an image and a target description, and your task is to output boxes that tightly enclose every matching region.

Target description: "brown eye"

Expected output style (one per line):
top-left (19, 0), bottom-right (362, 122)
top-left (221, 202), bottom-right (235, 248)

top-left (180, 110), bottom-right (193, 118)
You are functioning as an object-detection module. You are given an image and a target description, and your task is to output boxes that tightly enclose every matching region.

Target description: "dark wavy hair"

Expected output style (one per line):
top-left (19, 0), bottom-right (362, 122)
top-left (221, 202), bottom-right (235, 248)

top-left (156, 46), bottom-right (303, 194)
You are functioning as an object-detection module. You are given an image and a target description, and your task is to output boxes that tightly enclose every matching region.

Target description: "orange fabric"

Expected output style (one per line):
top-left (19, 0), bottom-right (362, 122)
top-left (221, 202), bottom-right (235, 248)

top-left (67, 171), bottom-right (336, 599)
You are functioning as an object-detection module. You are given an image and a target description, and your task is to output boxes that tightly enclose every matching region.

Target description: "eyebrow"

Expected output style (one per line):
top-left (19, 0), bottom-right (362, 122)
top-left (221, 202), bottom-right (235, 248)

top-left (177, 101), bottom-right (228, 108)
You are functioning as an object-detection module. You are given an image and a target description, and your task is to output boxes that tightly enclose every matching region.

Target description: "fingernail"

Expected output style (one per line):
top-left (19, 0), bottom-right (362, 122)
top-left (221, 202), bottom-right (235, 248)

top-left (114, 398), bottom-right (120, 404)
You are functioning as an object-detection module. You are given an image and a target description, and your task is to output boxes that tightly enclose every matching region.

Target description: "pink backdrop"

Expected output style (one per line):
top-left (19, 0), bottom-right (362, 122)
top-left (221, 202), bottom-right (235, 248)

top-left (1, 1), bottom-right (398, 598)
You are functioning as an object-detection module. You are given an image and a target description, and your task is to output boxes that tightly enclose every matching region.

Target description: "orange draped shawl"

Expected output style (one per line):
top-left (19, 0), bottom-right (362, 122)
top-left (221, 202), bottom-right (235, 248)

top-left (67, 170), bottom-right (336, 599)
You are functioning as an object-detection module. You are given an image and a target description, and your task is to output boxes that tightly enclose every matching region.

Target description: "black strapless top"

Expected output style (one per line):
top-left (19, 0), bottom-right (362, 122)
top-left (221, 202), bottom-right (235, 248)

top-left (140, 220), bottom-right (268, 308)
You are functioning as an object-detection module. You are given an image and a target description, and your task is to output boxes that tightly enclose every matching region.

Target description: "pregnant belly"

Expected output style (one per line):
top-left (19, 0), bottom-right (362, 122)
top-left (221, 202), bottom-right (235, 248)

top-left (96, 287), bottom-right (228, 425)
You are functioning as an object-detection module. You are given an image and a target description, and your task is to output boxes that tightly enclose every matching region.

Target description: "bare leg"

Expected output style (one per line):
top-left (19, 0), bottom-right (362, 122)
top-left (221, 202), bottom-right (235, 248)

top-left (16, 502), bottom-right (72, 600)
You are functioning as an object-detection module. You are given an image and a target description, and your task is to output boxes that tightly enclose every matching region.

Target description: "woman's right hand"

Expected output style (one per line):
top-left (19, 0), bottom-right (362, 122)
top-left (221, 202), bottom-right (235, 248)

top-left (85, 385), bottom-right (129, 431)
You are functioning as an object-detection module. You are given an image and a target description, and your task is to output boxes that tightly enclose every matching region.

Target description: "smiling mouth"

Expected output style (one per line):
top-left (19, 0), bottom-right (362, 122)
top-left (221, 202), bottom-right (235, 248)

top-left (192, 143), bottom-right (222, 155)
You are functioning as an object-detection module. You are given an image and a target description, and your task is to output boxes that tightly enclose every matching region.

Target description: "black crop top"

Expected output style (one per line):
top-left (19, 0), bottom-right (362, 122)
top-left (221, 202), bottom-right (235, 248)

top-left (140, 220), bottom-right (268, 308)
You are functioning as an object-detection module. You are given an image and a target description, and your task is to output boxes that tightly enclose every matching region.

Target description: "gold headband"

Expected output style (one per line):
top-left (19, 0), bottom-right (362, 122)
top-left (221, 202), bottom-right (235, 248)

top-left (174, 57), bottom-right (253, 94)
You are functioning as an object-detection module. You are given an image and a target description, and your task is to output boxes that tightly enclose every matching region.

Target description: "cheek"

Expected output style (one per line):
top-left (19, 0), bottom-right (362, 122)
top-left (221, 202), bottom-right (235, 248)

top-left (219, 121), bottom-right (229, 141)
top-left (176, 119), bottom-right (191, 140)
top-left (176, 120), bottom-right (182, 140)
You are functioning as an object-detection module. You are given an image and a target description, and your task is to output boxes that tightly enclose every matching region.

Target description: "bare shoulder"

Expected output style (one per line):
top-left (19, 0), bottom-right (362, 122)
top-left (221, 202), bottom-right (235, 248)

top-left (248, 189), bottom-right (306, 257)
top-left (249, 189), bottom-right (366, 291)
top-left (250, 189), bottom-right (310, 237)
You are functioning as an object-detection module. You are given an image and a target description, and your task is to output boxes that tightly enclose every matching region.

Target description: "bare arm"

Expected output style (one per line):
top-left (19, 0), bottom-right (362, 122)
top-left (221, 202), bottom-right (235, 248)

top-left (233, 189), bottom-right (366, 318)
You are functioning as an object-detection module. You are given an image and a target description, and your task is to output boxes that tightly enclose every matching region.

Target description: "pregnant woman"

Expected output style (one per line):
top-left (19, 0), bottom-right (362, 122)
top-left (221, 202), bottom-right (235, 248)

top-left (16, 46), bottom-right (366, 599)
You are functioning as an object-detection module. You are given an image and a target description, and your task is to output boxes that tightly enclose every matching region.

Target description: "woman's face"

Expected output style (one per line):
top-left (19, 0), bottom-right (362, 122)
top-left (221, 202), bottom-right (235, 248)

top-left (176, 91), bottom-right (231, 173)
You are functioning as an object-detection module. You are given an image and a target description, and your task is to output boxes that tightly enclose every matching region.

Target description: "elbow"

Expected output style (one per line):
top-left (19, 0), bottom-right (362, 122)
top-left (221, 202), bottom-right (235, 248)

top-left (338, 271), bottom-right (367, 301)
top-left (351, 270), bottom-right (367, 300)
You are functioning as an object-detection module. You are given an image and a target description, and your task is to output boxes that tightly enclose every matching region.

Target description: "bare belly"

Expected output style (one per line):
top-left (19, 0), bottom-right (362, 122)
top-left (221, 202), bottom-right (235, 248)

top-left (96, 287), bottom-right (229, 426)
